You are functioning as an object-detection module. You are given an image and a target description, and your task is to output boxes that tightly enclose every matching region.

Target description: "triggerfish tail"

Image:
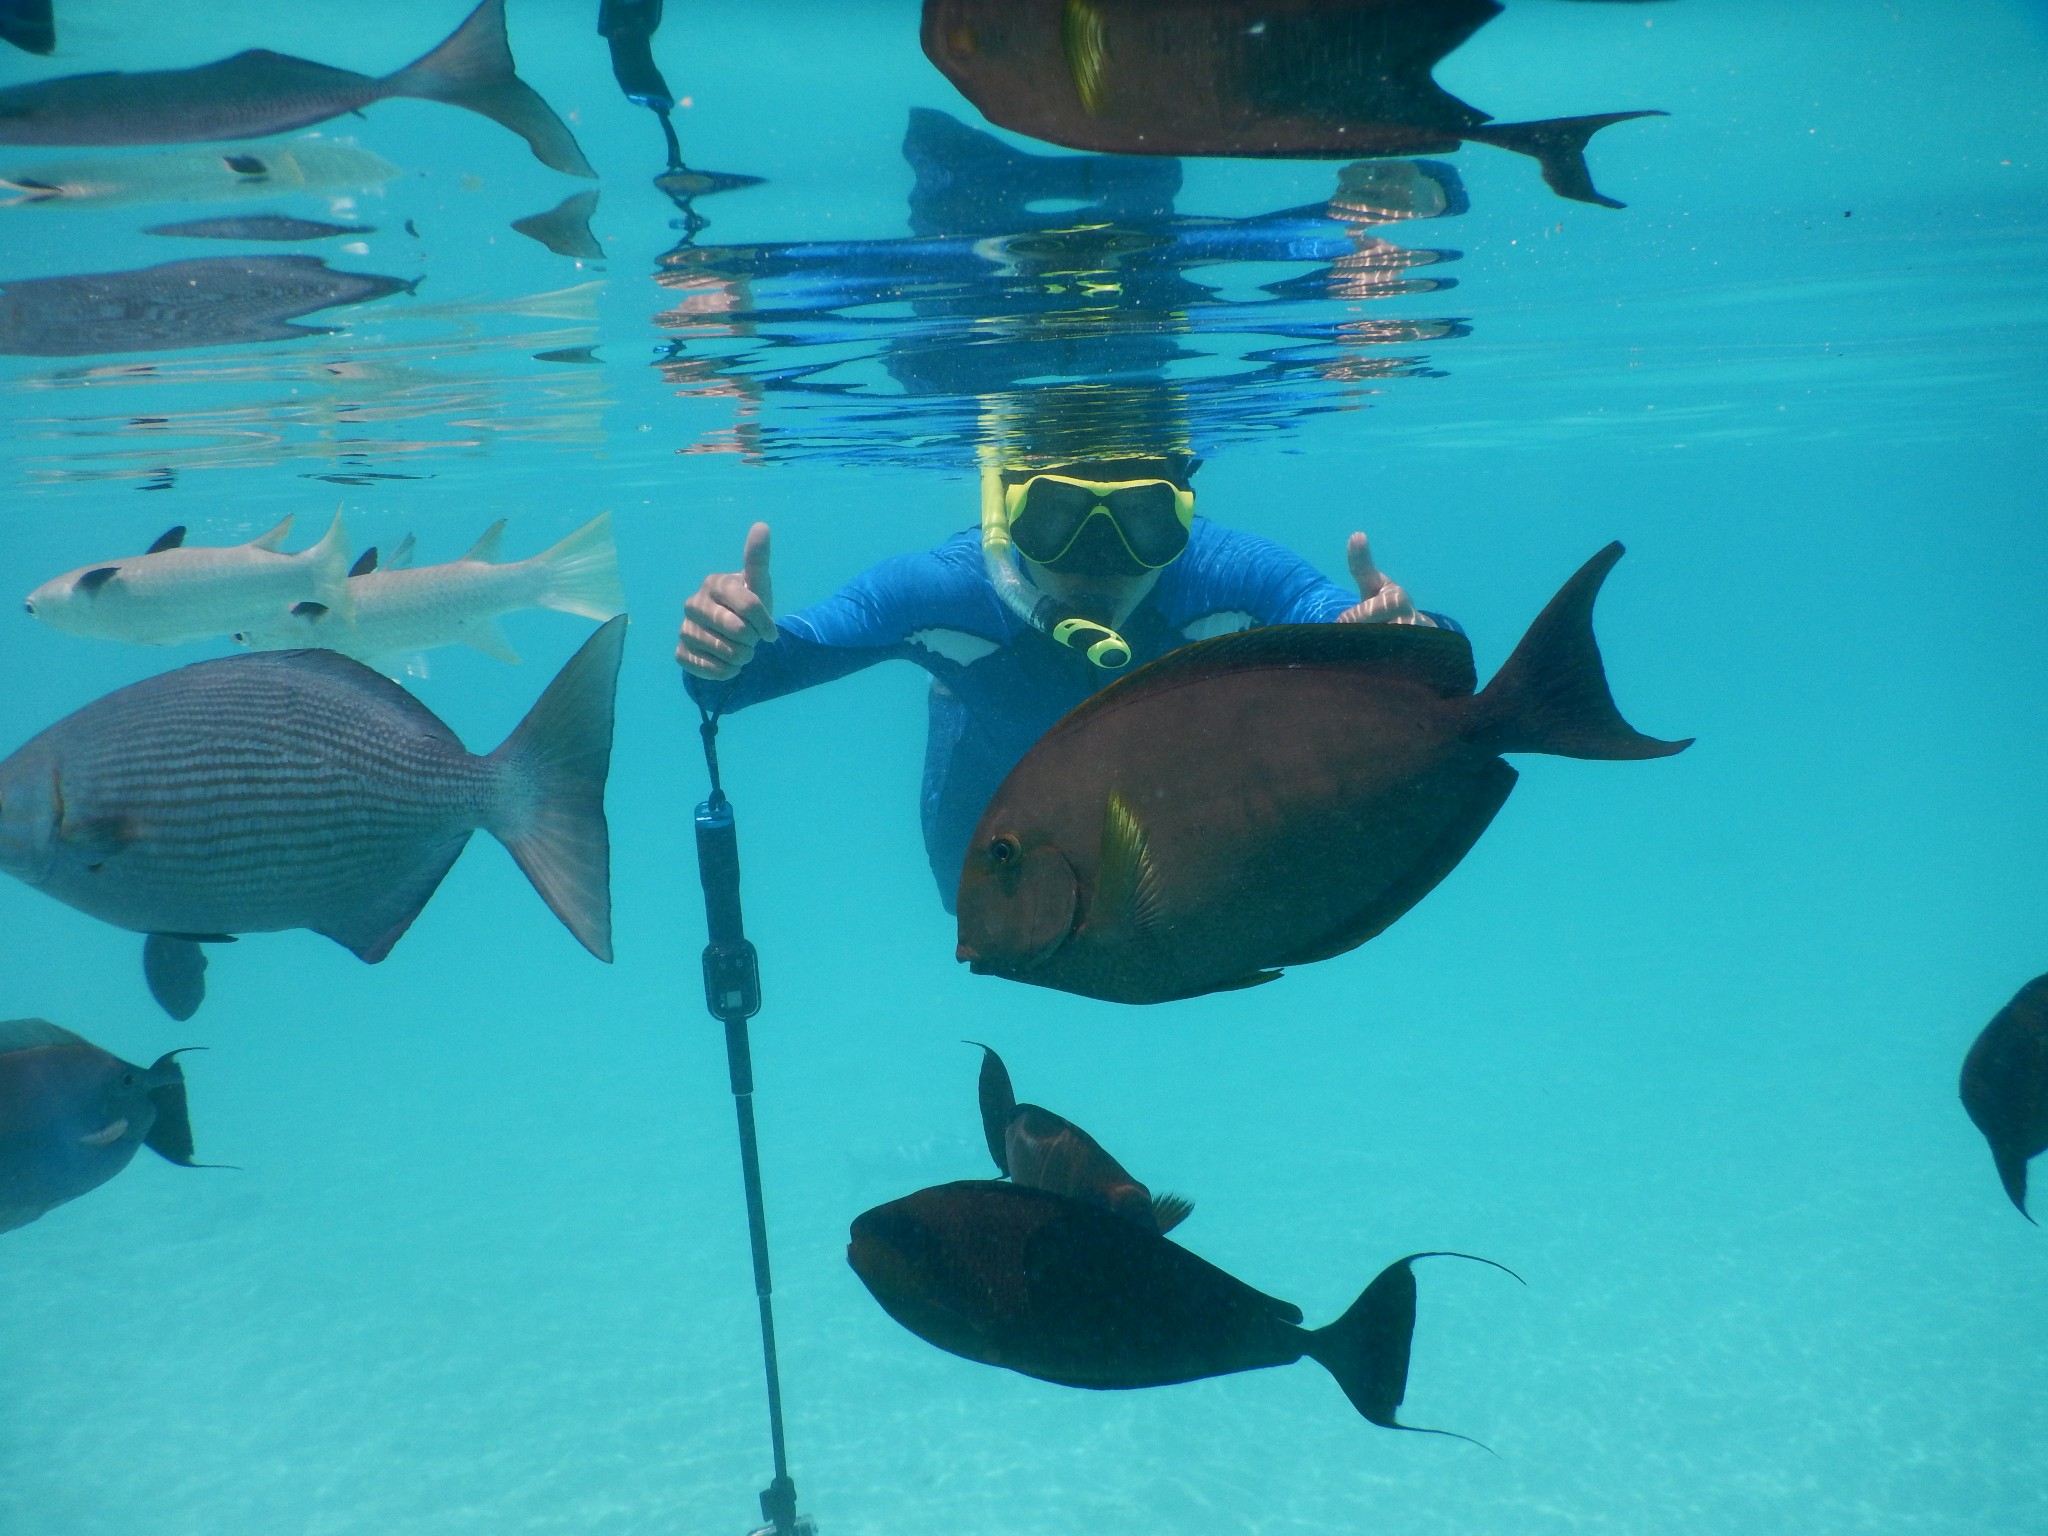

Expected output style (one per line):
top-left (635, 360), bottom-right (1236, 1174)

top-left (486, 614), bottom-right (626, 961)
top-left (1303, 1251), bottom-right (1523, 1444)
top-left (971, 1041), bottom-right (1018, 1173)
top-left (1467, 111), bottom-right (1666, 210)
top-left (533, 512), bottom-right (626, 621)
top-left (382, 0), bottom-right (596, 178)
top-left (303, 509), bottom-right (355, 625)
top-left (1469, 542), bottom-right (1692, 761)
top-left (142, 1050), bottom-right (200, 1167)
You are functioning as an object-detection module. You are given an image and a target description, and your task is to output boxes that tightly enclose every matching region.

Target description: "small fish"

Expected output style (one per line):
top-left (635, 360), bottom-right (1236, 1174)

top-left (144, 214), bottom-right (375, 242)
top-left (0, 0), bottom-right (594, 178)
top-left (511, 189), bottom-right (602, 260)
top-left (0, 616), bottom-right (626, 1017)
top-left (923, 0), bottom-right (1663, 207)
top-left (0, 255), bottom-right (414, 357)
top-left (972, 1042), bottom-right (1191, 1233)
top-left (234, 513), bottom-right (624, 667)
top-left (26, 511), bottom-right (353, 647)
top-left (0, 1018), bottom-right (201, 1234)
top-left (956, 544), bottom-right (1690, 1005)
top-left (849, 1179), bottom-right (1516, 1436)
top-left (0, 143), bottom-right (400, 210)
top-left (1960, 973), bottom-right (2048, 1221)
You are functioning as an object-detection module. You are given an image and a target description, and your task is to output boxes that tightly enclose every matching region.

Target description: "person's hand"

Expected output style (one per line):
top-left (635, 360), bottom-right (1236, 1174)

top-left (1336, 531), bottom-right (1427, 626)
top-left (676, 522), bottom-right (776, 681)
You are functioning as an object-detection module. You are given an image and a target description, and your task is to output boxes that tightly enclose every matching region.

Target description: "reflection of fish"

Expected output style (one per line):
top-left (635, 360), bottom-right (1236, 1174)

top-left (1960, 974), bottom-right (2048, 1221)
top-left (512, 190), bottom-right (602, 259)
top-left (0, 255), bottom-right (414, 357)
top-left (923, 0), bottom-right (1662, 207)
top-left (145, 214), bottom-right (374, 242)
top-left (0, 0), bottom-right (593, 177)
top-left (234, 512), bottom-right (624, 666)
top-left (957, 544), bottom-right (1690, 1005)
top-left (850, 1180), bottom-right (1513, 1435)
top-left (0, 0), bottom-right (54, 56)
top-left (0, 617), bottom-right (625, 1019)
top-left (1, 143), bottom-right (399, 209)
top-left (973, 1042), bottom-right (1191, 1233)
top-left (0, 1019), bottom-right (200, 1235)
top-left (26, 512), bottom-right (353, 647)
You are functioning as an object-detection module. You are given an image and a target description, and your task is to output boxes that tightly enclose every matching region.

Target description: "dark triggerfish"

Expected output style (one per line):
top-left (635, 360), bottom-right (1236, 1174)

top-left (0, 1018), bottom-right (201, 1234)
top-left (957, 543), bottom-right (1689, 1005)
top-left (0, 0), bottom-right (592, 177)
top-left (849, 1179), bottom-right (1515, 1436)
top-left (0, 616), bottom-right (625, 1020)
top-left (922, 0), bottom-right (1663, 207)
top-left (1959, 973), bottom-right (2048, 1221)
top-left (973, 1042), bottom-right (1192, 1233)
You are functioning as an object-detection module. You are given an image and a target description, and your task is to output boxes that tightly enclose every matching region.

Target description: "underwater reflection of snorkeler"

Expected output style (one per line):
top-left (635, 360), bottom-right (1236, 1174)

top-left (676, 459), bottom-right (1459, 908)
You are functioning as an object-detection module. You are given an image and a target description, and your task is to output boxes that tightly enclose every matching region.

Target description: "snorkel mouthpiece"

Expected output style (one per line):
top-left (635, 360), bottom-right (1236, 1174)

top-left (1050, 616), bottom-right (1131, 670)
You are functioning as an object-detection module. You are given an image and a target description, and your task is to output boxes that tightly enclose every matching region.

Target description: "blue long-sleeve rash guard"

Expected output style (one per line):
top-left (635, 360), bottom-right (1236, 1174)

top-left (686, 519), bottom-right (1462, 909)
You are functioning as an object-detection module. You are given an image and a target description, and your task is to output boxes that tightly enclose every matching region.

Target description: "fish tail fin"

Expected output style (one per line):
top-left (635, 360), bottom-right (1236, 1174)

top-left (532, 511), bottom-right (626, 621)
top-left (303, 509), bottom-right (355, 624)
top-left (1467, 543), bottom-right (1691, 760)
top-left (383, 0), bottom-right (597, 178)
top-left (486, 615), bottom-right (626, 961)
top-left (969, 1041), bottom-right (1017, 1173)
top-left (1150, 1191), bottom-right (1194, 1233)
top-left (1304, 1251), bottom-right (1521, 1444)
top-left (142, 1049), bottom-right (200, 1166)
top-left (1468, 111), bottom-right (1664, 209)
top-left (1993, 1146), bottom-right (2036, 1222)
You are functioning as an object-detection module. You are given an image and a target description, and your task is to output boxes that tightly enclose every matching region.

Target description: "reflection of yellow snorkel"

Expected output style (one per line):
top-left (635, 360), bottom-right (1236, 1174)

top-left (980, 465), bottom-right (1134, 670)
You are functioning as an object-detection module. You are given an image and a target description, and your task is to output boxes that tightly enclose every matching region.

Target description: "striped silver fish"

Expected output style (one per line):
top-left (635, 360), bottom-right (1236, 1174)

top-left (0, 616), bottom-right (624, 1019)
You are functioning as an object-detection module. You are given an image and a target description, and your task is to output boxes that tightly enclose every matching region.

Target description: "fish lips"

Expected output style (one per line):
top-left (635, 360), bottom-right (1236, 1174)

top-left (956, 844), bottom-right (1081, 975)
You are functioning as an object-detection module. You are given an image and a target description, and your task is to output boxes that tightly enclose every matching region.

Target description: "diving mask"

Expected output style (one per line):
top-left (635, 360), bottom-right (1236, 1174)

top-left (1004, 475), bottom-right (1195, 571)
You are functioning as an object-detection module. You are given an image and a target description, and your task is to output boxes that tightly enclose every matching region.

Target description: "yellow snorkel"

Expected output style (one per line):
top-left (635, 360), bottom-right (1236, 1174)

top-left (980, 465), bottom-right (1134, 671)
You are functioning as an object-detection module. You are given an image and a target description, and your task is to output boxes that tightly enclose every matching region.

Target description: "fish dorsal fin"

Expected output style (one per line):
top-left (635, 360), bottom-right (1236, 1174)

top-left (0, 1018), bottom-right (87, 1054)
top-left (147, 525), bottom-right (187, 554)
top-left (972, 1042), bottom-right (1018, 1174)
top-left (1094, 791), bottom-right (1165, 935)
top-left (349, 548), bottom-right (380, 578)
top-left (462, 519), bottom-right (507, 562)
top-left (385, 533), bottom-right (418, 570)
top-left (1059, 623), bottom-right (1478, 739)
top-left (249, 515), bottom-right (294, 551)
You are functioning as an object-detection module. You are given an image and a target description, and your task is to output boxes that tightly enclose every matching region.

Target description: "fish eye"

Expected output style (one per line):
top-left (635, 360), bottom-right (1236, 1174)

top-left (988, 836), bottom-right (1019, 865)
top-left (120, 1072), bottom-right (135, 1088)
top-left (21, 601), bottom-right (32, 615)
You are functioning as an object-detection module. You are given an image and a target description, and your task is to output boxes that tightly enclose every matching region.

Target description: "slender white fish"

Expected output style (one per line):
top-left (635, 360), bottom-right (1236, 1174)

top-left (236, 512), bottom-right (623, 665)
top-left (0, 142), bottom-right (401, 210)
top-left (25, 512), bottom-right (353, 646)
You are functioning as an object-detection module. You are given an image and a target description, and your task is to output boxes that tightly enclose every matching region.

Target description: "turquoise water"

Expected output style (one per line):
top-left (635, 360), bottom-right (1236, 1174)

top-left (3, 2), bottom-right (2046, 1532)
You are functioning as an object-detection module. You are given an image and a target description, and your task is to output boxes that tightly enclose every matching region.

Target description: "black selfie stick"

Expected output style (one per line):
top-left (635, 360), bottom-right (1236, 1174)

top-left (693, 706), bottom-right (814, 1536)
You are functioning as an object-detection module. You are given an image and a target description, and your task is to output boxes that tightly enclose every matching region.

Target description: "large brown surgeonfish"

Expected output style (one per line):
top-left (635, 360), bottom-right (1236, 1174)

top-left (973, 1041), bottom-right (1192, 1233)
top-left (957, 543), bottom-right (1689, 1004)
top-left (849, 1179), bottom-right (1515, 1438)
top-left (1959, 973), bottom-right (2048, 1222)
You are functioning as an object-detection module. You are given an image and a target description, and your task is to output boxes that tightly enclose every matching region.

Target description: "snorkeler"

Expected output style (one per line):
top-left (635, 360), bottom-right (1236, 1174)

top-left (675, 458), bottom-right (1457, 907)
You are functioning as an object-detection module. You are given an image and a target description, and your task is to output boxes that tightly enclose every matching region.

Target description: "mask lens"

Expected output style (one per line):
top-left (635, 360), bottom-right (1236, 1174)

top-left (1011, 478), bottom-right (1102, 564)
top-left (1101, 483), bottom-right (1189, 567)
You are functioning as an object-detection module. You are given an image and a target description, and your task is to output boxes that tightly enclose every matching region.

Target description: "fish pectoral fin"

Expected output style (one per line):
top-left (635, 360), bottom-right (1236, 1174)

top-left (1095, 791), bottom-right (1166, 936)
top-left (461, 616), bottom-right (521, 664)
top-left (1212, 969), bottom-right (1283, 994)
top-left (142, 935), bottom-right (209, 1022)
top-left (1150, 1192), bottom-right (1195, 1234)
top-left (75, 566), bottom-right (121, 594)
top-left (60, 814), bottom-right (137, 862)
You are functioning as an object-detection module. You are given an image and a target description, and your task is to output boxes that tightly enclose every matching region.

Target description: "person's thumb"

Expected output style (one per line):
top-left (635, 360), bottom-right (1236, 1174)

top-left (741, 521), bottom-right (773, 609)
top-left (1346, 531), bottom-right (1385, 597)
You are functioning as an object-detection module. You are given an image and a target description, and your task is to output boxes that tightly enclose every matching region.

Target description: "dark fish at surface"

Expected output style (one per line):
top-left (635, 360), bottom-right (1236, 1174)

top-left (0, 0), bottom-right (593, 177)
top-left (957, 544), bottom-right (1690, 1005)
top-left (144, 214), bottom-right (375, 242)
top-left (0, 1018), bottom-right (200, 1234)
top-left (974, 1042), bottom-right (1191, 1233)
top-left (0, 256), bottom-right (413, 357)
top-left (1960, 973), bottom-right (2048, 1221)
top-left (922, 0), bottom-right (1663, 207)
top-left (849, 1179), bottom-right (1514, 1436)
top-left (0, 616), bottom-right (626, 1018)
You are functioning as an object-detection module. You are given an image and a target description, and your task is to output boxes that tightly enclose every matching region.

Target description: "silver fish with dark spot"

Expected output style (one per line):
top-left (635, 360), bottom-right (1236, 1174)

top-left (0, 616), bottom-right (625, 1017)
top-left (0, 1018), bottom-right (201, 1234)
top-left (0, 255), bottom-right (413, 356)
top-left (0, 0), bottom-right (593, 177)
